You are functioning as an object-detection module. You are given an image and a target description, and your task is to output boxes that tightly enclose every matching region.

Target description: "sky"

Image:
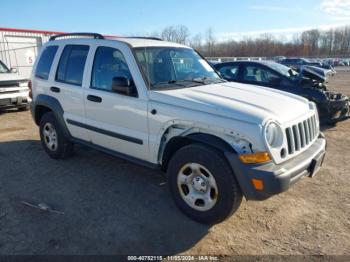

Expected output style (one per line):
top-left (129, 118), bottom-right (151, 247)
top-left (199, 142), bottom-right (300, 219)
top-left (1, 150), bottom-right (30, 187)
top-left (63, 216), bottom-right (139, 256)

top-left (1, 0), bottom-right (350, 41)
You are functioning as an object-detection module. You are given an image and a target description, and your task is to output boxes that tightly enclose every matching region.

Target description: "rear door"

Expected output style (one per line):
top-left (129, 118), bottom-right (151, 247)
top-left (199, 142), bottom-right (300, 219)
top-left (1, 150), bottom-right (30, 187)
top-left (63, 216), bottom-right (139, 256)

top-left (49, 44), bottom-right (90, 141)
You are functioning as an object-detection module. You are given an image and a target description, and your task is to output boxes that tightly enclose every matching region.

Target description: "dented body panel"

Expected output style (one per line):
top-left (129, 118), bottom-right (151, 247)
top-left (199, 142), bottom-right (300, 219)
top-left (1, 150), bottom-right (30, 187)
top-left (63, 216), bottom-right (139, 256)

top-left (147, 81), bottom-right (316, 165)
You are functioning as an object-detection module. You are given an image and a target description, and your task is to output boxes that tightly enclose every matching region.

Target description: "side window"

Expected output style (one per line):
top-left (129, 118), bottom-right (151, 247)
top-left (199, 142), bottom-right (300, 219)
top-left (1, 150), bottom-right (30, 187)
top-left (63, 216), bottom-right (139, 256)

top-left (218, 65), bottom-right (239, 81)
top-left (243, 65), bottom-right (280, 84)
top-left (35, 46), bottom-right (58, 80)
top-left (91, 46), bottom-right (135, 96)
top-left (56, 45), bottom-right (89, 86)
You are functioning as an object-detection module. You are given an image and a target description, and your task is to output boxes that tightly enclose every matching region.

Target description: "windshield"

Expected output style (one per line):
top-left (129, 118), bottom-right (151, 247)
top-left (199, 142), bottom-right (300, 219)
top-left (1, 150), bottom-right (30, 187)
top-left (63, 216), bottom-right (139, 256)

top-left (134, 47), bottom-right (223, 90)
top-left (266, 61), bottom-right (299, 80)
top-left (0, 60), bottom-right (10, 73)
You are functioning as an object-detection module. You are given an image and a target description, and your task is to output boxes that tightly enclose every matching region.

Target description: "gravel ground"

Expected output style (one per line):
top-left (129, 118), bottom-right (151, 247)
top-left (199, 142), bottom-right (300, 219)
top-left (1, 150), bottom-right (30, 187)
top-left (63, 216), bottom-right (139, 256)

top-left (0, 68), bottom-right (349, 256)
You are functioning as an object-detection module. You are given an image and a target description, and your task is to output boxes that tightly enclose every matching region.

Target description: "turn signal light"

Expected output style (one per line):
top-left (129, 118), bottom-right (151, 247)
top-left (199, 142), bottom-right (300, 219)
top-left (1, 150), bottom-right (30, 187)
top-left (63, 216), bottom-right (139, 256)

top-left (239, 152), bottom-right (271, 164)
top-left (252, 179), bottom-right (264, 190)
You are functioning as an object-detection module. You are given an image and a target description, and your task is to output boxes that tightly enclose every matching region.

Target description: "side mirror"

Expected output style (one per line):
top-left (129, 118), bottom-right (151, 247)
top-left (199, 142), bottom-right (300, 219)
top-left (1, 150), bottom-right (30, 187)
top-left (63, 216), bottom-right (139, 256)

top-left (10, 67), bottom-right (18, 73)
top-left (111, 77), bottom-right (135, 96)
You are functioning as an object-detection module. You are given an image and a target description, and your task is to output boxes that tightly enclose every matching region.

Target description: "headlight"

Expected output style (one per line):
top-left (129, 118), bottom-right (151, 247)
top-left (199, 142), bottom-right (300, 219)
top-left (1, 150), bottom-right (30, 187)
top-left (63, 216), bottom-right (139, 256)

top-left (265, 122), bottom-right (280, 147)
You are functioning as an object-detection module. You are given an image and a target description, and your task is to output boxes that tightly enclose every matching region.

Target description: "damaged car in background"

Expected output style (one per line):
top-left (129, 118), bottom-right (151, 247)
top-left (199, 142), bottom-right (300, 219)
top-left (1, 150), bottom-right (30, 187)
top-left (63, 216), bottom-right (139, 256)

top-left (214, 60), bottom-right (349, 124)
top-left (0, 60), bottom-right (30, 111)
top-left (301, 65), bottom-right (336, 78)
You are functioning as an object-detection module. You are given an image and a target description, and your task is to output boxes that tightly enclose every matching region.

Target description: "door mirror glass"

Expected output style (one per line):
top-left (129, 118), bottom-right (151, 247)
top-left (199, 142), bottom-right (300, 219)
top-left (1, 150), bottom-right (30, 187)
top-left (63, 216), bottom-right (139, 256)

top-left (112, 77), bottom-right (135, 96)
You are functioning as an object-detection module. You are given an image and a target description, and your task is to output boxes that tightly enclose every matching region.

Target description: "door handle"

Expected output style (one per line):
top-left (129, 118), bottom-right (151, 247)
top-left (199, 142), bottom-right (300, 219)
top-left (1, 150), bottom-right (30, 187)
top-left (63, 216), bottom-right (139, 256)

top-left (50, 86), bottom-right (60, 93)
top-left (87, 95), bottom-right (102, 103)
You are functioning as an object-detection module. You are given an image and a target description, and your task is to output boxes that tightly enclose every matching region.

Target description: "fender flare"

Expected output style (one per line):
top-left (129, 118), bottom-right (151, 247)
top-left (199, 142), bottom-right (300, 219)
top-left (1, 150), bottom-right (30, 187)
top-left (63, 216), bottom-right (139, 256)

top-left (161, 132), bottom-right (237, 171)
top-left (186, 133), bottom-right (237, 154)
top-left (32, 94), bottom-right (71, 139)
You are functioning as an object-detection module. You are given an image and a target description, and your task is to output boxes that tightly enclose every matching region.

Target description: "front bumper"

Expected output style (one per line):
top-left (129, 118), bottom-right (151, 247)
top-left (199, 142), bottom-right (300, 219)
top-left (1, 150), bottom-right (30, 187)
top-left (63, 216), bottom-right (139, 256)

top-left (0, 91), bottom-right (30, 109)
top-left (225, 133), bottom-right (327, 200)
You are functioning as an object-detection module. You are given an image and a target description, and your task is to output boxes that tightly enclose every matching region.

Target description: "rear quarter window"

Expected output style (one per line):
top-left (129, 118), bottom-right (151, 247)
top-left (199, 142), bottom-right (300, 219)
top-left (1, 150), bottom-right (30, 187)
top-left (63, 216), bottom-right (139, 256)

top-left (35, 46), bottom-right (58, 80)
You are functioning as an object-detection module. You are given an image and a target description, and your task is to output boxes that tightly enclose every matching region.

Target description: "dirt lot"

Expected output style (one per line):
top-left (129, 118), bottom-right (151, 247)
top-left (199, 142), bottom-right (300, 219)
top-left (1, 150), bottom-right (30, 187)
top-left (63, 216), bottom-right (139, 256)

top-left (0, 68), bottom-right (349, 256)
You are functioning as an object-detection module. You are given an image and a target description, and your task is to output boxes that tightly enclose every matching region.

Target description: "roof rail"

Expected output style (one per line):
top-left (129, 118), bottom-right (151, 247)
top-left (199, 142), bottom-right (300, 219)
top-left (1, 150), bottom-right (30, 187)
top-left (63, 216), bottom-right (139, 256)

top-left (49, 33), bottom-right (105, 41)
top-left (126, 36), bottom-right (163, 41)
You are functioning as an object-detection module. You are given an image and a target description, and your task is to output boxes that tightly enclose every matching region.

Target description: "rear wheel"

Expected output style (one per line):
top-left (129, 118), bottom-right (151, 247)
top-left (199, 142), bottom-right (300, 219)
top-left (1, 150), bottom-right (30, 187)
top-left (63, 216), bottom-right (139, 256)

top-left (39, 112), bottom-right (74, 159)
top-left (167, 144), bottom-right (242, 224)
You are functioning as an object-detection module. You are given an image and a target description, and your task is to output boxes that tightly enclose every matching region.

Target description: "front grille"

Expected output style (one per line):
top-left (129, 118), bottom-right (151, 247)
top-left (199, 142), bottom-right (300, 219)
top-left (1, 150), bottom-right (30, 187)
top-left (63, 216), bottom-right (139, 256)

top-left (0, 90), bottom-right (20, 95)
top-left (285, 114), bottom-right (318, 155)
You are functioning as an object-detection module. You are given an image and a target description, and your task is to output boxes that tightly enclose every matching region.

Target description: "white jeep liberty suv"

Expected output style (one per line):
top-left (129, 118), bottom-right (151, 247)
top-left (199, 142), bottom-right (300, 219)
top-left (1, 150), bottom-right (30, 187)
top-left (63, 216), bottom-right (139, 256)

top-left (30, 33), bottom-right (326, 224)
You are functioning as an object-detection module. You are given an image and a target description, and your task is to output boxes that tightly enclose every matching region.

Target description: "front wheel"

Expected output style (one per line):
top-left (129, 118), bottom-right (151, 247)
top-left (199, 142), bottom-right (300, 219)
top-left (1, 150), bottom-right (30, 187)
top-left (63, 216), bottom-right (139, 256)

top-left (167, 144), bottom-right (242, 224)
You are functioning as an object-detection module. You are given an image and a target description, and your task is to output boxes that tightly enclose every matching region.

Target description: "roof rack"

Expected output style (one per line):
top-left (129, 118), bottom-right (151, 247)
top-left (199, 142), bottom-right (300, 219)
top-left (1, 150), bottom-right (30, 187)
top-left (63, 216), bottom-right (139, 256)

top-left (49, 33), bottom-right (105, 41)
top-left (126, 36), bottom-right (163, 41)
top-left (49, 33), bottom-right (163, 42)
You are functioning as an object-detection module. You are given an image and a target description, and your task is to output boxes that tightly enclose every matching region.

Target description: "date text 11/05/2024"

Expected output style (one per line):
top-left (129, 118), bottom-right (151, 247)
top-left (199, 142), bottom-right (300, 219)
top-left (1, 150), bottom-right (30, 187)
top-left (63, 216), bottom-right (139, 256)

top-left (127, 255), bottom-right (219, 261)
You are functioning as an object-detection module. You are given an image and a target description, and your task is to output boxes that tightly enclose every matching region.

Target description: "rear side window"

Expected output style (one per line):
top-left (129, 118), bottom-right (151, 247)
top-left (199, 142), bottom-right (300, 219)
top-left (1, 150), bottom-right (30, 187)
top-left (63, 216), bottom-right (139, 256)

top-left (56, 45), bottom-right (89, 86)
top-left (35, 46), bottom-right (58, 80)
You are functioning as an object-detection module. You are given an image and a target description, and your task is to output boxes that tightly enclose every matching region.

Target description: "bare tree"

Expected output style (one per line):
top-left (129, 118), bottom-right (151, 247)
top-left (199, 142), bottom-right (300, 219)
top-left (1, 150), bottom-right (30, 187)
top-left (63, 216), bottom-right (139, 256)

top-left (189, 33), bottom-right (203, 50)
top-left (161, 25), bottom-right (190, 44)
top-left (175, 25), bottom-right (190, 44)
top-left (205, 28), bottom-right (215, 56)
top-left (161, 26), bottom-right (177, 42)
top-left (158, 24), bottom-right (350, 57)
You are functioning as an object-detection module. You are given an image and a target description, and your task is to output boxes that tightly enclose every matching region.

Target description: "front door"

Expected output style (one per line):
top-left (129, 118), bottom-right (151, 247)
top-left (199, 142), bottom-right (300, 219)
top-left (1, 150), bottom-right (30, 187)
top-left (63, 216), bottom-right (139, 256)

top-left (83, 44), bottom-right (149, 161)
top-left (241, 64), bottom-right (281, 88)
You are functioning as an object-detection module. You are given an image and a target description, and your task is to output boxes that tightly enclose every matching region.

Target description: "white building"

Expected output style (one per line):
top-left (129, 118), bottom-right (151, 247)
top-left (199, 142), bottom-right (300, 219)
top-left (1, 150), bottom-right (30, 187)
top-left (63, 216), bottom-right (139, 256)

top-left (0, 27), bottom-right (62, 78)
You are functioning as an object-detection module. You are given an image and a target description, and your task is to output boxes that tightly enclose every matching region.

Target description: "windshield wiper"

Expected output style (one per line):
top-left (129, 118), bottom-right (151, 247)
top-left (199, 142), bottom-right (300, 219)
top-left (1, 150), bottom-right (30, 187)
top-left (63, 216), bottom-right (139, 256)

top-left (153, 80), bottom-right (187, 88)
top-left (192, 77), bottom-right (226, 84)
top-left (152, 77), bottom-right (226, 90)
top-left (153, 79), bottom-right (205, 89)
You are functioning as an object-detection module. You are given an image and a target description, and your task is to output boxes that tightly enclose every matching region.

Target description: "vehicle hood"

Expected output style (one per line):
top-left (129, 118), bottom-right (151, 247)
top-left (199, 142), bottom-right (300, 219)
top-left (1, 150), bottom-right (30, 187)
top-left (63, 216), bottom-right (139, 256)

top-left (0, 73), bottom-right (28, 87)
top-left (149, 82), bottom-right (310, 125)
top-left (300, 66), bottom-right (330, 82)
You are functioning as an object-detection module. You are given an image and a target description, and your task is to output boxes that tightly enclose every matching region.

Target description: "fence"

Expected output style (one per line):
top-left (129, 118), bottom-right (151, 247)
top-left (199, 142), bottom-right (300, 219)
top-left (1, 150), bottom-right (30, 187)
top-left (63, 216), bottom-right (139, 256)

top-left (0, 28), bottom-right (60, 78)
top-left (206, 57), bottom-right (267, 62)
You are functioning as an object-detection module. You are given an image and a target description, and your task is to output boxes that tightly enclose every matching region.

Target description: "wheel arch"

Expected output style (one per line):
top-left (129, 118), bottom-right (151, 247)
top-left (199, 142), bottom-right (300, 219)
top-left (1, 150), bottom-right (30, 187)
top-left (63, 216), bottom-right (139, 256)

top-left (161, 132), bottom-right (237, 172)
top-left (32, 94), bottom-right (71, 139)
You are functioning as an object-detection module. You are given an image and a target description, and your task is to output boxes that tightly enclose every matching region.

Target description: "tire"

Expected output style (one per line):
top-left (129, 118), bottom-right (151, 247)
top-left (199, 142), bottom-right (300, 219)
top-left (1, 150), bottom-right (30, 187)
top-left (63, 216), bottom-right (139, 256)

top-left (39, 112), bottom-right (74, 159)
top-left (167, 144), bottom-right (242, 224)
